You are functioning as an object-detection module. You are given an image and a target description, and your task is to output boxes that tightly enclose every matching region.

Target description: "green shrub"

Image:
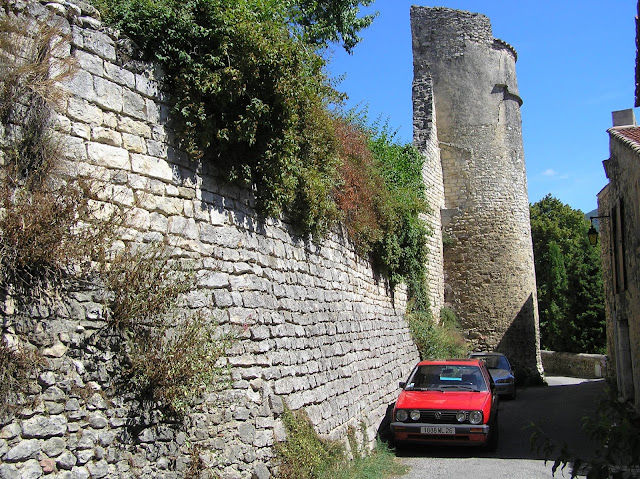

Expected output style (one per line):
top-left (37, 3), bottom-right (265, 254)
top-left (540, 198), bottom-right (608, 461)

top-left (276, 406), bottom-right (345, 479)
top-left (333, 118), bottom-right (431, 306)
top-left (407, 308), bottom-right (467, 360)
top-left (275, 406), bottom-right (406, 479)
top-left (93, 0), bottom-right (345, 236)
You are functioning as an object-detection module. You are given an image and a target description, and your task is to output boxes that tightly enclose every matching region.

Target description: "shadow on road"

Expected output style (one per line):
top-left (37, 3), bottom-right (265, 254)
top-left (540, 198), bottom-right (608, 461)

top-left (388, 377), bottom-right (606, 462)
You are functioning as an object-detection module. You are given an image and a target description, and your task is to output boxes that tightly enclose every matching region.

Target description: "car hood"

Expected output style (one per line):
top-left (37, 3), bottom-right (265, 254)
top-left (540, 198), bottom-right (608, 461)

top-left (396, 390), bottom-right (490, 411)
top-left (489, 369), bottom-right (513, 380)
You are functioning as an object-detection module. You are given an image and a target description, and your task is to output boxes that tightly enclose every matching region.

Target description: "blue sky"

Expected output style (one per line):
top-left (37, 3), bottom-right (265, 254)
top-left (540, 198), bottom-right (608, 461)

top-left (326, 0), bottom-right (638, 214)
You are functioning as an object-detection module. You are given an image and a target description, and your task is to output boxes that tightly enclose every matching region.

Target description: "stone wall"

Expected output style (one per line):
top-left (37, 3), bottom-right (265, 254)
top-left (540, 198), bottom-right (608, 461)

top-left (598, 117), bottom-right (640, 413)
top-left (0, 2), bottom-right (420, 477)
top-left (412, 72), bottom-right (445, 316)
top-left (411, 6), bottom-right (543, 380)
top-left (540, 351), bottom-right (607, 379)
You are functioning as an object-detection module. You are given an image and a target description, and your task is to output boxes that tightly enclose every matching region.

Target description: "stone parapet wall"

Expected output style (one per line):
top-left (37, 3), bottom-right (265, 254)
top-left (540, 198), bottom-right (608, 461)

top-left (0, 2), bottom-right (420, 478)
top-left (540, 351), bottom-right (608, 379)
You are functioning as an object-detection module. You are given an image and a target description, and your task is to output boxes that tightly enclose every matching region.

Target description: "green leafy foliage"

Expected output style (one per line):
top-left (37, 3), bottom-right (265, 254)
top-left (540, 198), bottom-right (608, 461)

top-left (530, 195), bottom-right (606, 353)
top-left (333, 118), bottom-right (431, 307)
top-left (369, 130), bottom-right (430, 308)
top-left (289, 0), bottom-right (377, 53)
top-left (407, 308), bottom-right (467, 360)
top-left (275, 406), bottom-right (406, 479)
top-left (276, 406), bottom-right (345, 479)
top-left (93, 0), bottom-right (366, 233)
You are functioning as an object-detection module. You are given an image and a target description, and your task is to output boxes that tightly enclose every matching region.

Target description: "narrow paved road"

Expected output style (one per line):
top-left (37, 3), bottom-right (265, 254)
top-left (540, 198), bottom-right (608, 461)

top-left (391, 376), bottom-right (606, 479)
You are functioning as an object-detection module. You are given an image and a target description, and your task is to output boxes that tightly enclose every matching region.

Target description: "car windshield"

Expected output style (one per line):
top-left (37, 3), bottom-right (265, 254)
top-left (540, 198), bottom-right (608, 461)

top-left (474, 355), bottom-right (510, 370)
top-left (405, 364), bottom-right (488, 392)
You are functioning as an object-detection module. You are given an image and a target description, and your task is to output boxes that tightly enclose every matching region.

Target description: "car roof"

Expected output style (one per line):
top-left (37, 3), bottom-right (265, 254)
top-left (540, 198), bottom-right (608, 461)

top-left (417, 358), bottom-right (484, 367)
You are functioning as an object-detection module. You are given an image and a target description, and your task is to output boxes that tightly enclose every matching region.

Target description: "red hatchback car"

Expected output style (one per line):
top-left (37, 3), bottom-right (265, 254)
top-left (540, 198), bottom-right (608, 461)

top-left (391, 358), bottom-right (499, 449)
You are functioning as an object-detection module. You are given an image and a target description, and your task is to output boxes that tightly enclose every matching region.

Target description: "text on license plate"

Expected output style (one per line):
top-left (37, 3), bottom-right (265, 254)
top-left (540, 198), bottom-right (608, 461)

top-left (421, 426), bottom-right (455, 435)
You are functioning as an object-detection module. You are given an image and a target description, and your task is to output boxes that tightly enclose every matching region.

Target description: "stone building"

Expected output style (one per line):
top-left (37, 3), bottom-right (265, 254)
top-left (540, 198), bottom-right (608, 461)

top-left (411, 7), bottom-right (543, 380)
top-left (597, 109), bottom-right (640, 413)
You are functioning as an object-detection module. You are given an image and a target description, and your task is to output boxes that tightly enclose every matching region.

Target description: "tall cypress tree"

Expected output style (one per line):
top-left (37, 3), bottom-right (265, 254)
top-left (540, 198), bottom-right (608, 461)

top-left (530, 195), bottom-right (606, 353)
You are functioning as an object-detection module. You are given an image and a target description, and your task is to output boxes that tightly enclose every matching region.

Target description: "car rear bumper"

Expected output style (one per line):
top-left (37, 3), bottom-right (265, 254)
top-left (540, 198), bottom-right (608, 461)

top-left (391, 421), bottom-right (490, 445)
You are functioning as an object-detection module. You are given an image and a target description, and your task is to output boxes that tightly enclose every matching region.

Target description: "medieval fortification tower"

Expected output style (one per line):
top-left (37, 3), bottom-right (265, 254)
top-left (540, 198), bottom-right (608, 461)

top-left (411, 7), bottom-right (543, 379)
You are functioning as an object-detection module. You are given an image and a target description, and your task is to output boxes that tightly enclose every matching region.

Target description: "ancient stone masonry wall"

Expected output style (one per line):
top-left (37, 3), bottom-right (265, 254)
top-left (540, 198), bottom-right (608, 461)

top-left (0, 2), bottom-right (420, 478)
top-left (413, 73), bottom-right (445, 316)
top-left (599, 127), bottom-right (640, 413)
top-left (411, 6), bottom-right (543, 380)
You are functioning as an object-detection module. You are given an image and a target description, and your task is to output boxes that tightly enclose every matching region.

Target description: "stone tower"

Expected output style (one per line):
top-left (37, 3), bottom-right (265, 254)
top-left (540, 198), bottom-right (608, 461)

top-left (411, 6), bottom-right (543, 380)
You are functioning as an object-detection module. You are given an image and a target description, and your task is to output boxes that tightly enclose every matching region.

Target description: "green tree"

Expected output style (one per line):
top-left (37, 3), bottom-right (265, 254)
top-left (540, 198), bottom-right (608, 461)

top-left (288, 0), bottom-right (377, 53)
top-left (530, 195), bottom-right (606, 353)
top-left (542, 241), bottom-right (569, 351)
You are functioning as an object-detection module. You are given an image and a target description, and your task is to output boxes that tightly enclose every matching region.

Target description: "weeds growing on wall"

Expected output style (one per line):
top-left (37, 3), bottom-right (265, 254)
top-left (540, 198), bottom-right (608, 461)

top-left (334, 116), bottom-right (431, 306)
top-left (0, 15), bottom-right (118, 294)
top-left (0, 336), bottom-right (44, 420)
top-left (0, 11), bottom-right (231, 420)
top-left (101, 242), bottom-right (233, 414)
top-left (530, 382), bottom-right (640, 478)
top-left (275, 406), bottom-right (407, 479)
top-left (407, 307), bottom-right (468, 360)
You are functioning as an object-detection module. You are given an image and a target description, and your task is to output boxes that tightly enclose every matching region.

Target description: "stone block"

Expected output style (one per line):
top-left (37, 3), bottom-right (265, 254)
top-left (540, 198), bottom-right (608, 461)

top-left (87, 142), bottom-right (130, 170)
top-left (131, 153), bottom-right (174, 182)
top-left (0, 463), bottom-right (20, 479)
top-left (62, 69), bottom-right (95, 102)
top-left (122, 133), bottom-right (146, 154)
top-left (91, 127), bottom-right (122, 147)
top-left (104, 62), bottom-right (135, 89)
top-left (123, 88), bottom-right (147, 120)
top-left (4, 439), bottom-right (42, 461)
top-left (56, 450), bottom-right (77, 470)
top-left (74, 49), bottom-right (103, 76)
top-left (118, 117), bottom-right (152, 138)
top-left (93, 77), bottom-right (123, 112)
top-left (81, 29), bottom-right (116, 61)
top-left (18, 459), bottom-right (42, 479)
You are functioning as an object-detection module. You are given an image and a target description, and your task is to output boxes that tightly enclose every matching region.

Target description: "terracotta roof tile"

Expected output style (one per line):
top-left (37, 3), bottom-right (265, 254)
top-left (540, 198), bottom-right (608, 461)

top-left (609, 126), bottom-right (640, 153)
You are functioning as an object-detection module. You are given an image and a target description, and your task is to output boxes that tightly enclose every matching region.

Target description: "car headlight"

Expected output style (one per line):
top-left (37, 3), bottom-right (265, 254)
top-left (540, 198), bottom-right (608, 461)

top-left (456, 411), bottom-right (467, 423)
top-left (410, 410), bottom-right (421, 421)
top-left (396, 410), bottom-right (408, 422)
top-left (468, 410), bottom-right (483, 425)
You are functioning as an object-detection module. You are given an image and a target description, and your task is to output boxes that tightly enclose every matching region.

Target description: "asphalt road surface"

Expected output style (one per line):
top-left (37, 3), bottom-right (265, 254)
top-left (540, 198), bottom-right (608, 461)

top-left (390, 376), bottom-right (606, 479)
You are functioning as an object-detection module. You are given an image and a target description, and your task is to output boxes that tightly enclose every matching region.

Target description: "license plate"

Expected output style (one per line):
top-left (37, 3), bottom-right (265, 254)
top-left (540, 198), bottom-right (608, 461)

top-left (421, 426), bottom-right (455, 435)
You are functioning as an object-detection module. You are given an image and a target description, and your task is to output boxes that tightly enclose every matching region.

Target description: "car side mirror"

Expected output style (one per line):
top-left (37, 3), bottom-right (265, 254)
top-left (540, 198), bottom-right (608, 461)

top-left (399, 381), bottom-right (406, 389)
